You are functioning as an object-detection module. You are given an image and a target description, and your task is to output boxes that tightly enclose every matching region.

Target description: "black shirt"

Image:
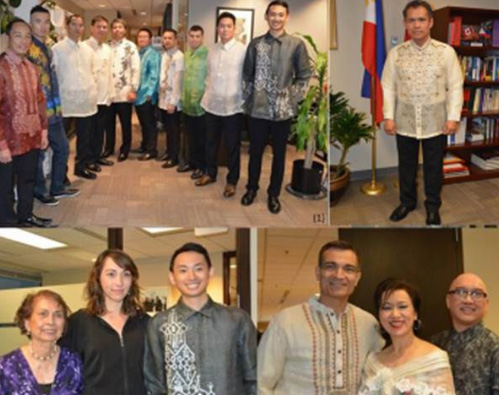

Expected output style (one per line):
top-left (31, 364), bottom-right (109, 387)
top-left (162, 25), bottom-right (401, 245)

top-left (60, 309), bottom-right (149, 395)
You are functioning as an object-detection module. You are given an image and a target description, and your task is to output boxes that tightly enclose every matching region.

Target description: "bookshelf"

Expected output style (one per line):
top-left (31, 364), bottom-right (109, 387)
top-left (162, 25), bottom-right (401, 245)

top-left (432, 6), bottom-right (499, 184)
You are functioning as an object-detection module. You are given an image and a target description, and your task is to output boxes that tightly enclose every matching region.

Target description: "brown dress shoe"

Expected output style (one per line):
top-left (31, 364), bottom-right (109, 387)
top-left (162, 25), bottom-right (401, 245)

top-left (195, 174), bottom-right (216, 186)
top-left (223, 184), bottom-right (236, 197)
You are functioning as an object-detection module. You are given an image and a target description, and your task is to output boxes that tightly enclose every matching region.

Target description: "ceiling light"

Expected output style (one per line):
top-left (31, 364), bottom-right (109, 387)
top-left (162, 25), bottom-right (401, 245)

top-left (0, 229), bottom-right (67, 250)
top-left (194, 228), bottom-right (228, 237)
top-left (141, 227), bottom-right (183, 235)
top-left (98, 4), bottom-right (106, 7)
top-left (140, 11), bottom-right (146, 16)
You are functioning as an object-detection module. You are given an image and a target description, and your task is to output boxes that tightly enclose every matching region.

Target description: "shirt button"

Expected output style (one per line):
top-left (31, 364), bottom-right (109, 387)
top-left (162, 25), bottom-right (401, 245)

top-left (338, 370), bottom-right (342, 374)
top-left (338, 350), bottom-right (342, 354)
top-left (336, 330), bottom-right (340, 334)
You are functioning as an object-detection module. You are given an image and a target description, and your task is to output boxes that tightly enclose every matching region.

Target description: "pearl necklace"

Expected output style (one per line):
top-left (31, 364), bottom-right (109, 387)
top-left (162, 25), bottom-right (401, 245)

top-left (29, 343), bottom-right (58, 362)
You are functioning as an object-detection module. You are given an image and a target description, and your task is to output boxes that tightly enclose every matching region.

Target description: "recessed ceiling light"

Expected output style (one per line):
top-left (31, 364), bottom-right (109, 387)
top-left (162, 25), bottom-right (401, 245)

top-left (142, 22), bottom-right (147, 25)
top-left (0, 229), bottom-right (67, 250)
top-left (140, 11), bottom-right (146, 16)
top-left (141, 227), bottom-right (183, 235)
top-left (194, 228), bottom-right (228, 237)
top-left (98, 4), bottom-right (106, 7)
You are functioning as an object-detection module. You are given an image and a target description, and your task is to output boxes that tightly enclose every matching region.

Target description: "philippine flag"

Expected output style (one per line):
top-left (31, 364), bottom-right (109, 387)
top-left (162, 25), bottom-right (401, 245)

top-left (361, 0), bottom-right (387, 124)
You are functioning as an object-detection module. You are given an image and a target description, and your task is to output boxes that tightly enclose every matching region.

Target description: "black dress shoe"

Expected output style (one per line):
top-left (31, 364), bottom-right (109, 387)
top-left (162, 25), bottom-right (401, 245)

top-left (157, 153), bottom-right (170, 162)
top-left (19, 215), bottom-right (56, 228)
top-left (35, 195), bottom-right (59, 206)
top-left (86, 163), bottom-right (102, 173)
top-left (162, 159), bottom-right (179, 169)
top-left (97, 158), bottom-right (114, 166)
top-left (177, 163), bottom-right (192, 173)
top-left (389, 205), bottom-right (415, 222)
top-left (191, 169), bottom-right (205, 180)
top-left (101, 149), bottom-right (114, 158)
top-left (75, 170), bottom-right (97, 180)
top-left (138, 152), bottom-right (157, 161)
top-left (426, 210), bottom-right (441, 226)
top-left (131, 147), bottom-right (146, 154)
top-left (267, 196), bottom-right (281, 214)
top-left (118, 152), bottom-right (128, 162)
top-left (241, 190), bottom-right (257, 206)
top-left (33, 214), bottom-right (53, 225)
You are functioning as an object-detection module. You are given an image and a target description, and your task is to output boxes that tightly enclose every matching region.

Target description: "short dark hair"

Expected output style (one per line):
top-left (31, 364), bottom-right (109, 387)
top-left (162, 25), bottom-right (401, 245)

top-left (163, 28), bottom-right (178, 38)
top-left (111, 18), bottom-right (127, 30)
top-left (30, 5), bottom-right (50, 17)
top-left (189, 25), bottom-right (204, 35)
top-left (170, 242), bottom-right (212, 272)
top-left (403, 0), bottom-right (434, 19)
top-left (318, 240), bottom-right (359, 268)
top-left (138, 27), bottom-right (152, 39)
top-left (66, 14), bottom-right (83, 26)
top-left (217, 12), bottom-right (236, 27)
top-left (266, 1), bottom-right (290, 15)
top-left (14, 290), bottom-right (71, 337)
top-left (6, 18), bottom-right (31, 36)
top-left (91, 15), bottom-right (108, 26)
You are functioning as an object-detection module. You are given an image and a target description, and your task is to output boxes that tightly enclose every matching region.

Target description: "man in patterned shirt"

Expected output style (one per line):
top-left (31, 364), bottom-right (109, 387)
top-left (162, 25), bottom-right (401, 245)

top-left (432, 273), bottom-right (499, 395)
top-left (382, 0), bottom-right (463, 225)
top-left (258, 240), bottom-right (383, 394)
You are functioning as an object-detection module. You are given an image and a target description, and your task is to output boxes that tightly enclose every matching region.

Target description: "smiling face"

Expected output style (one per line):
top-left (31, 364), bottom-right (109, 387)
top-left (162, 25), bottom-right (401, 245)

top-left (91, 19), bottom-right (108, 43)
top-left (25, 296), bottom-right (65, 343)
top-left (137, 30), bottom-right (151, 49)
top-left (30, 11), bottom-right (51, 42)
top-left (99, 257), bottom-right (133, 306)
top-left (169, 251), bottom-right (213, 300)
top-left (446, 273), bottom-right (489, 332)
top-left (404, 6), bottom-right (433, 46)
top-left (188, 29), bottom-right (203, 50)
top-left (379, 289), bottom-right (418, 339)
top-left (111, 21), bottom-right (126, 41)
top-left (8, 21), bottom-right (32, 57)
top-left (265, 5), bottom-right (289, 34)
top-left (217, 17), bottom-right (235, 44)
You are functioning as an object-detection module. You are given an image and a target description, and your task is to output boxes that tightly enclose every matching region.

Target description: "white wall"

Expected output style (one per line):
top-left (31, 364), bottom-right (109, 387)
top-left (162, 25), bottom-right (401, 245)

top-left (188, 0), bottom-right (327, 51)
top-left (331, 0), bottom-right (499, 173)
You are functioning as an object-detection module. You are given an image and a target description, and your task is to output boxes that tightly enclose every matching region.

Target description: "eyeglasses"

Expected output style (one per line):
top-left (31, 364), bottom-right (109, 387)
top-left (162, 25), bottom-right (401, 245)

top-left (320, 262), bottom-right (359, 275)
top-left (447, 288), bottom-right (488, 301)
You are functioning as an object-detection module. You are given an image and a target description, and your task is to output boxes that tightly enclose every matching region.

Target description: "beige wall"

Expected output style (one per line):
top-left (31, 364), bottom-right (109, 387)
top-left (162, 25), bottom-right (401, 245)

top-left (331, 0), bottom-right (499, 172)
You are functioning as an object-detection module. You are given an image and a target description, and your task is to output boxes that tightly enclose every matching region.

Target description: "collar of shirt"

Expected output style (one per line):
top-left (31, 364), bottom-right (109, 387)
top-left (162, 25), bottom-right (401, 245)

top-left (112, 38), bottom-right (125, 46)
top-left (66, 37), bottom-right (81, 49)
top-left (140, 44), bottom-right (153, 55)
top-left (176, 296), bottom-right (215, 319)
top-left (165, 47), bottom-right (179, 56)
top-left (264, 30), bottom-right (288, 44)
top-left (450, 321), bottom-right (484, 344)
top-left (220, 37), bottom-right (237, 51)
top-left (308, 295), bottom-right (350, 318)
top-left (5, 49), bottom-right (24, 65)
top-left (410, 37), bottom-right (433, 51)
top-left (88, 35), bottom-right (103, 48)
top-left (188, 45), bottom-right (207, 57)
top-left (31, 35), bottom-right (48, 49)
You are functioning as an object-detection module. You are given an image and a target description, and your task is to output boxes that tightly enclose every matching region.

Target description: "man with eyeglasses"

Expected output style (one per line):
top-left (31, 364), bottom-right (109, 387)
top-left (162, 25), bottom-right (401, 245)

top-left (258, 240), bottom-right (383, 394)
top-left (432, 273), bottom-right (499, 395)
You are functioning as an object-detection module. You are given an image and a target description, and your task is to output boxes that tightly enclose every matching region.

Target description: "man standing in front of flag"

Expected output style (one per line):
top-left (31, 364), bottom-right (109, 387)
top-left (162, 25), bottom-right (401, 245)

top-left (382, 0), bottom-right (463, 226)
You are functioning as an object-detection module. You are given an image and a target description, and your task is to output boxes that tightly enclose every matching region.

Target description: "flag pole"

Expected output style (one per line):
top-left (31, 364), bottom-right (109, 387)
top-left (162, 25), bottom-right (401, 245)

top-left (361, 75), bottom-right (386, 195)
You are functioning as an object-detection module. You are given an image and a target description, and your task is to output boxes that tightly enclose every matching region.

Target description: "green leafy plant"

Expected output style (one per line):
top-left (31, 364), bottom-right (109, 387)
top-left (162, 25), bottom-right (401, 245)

top-left (293, 34), bottom-right (328, 169)
top-left (330, 89), bottom-right (374, 179)
top-left (0, 0), bottom-right (15, 34)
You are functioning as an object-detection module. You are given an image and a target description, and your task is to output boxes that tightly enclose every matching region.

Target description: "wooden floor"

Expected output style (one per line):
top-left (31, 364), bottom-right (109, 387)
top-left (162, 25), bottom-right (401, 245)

top-left (34, 120), bottom-right (327, 227)
top-left (331, 173), bottom-right (499, 227)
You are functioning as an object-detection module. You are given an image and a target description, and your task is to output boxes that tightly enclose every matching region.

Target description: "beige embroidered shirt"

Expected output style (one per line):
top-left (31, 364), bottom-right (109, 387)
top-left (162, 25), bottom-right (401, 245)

top-left (84, 36), bottom-right (115, 106)
top-left (258, 297), bottom-right (384, 395)
top-left (158, 47), bottom-right (184, 111)
top-left (381, 38), bottom-right (464, 139)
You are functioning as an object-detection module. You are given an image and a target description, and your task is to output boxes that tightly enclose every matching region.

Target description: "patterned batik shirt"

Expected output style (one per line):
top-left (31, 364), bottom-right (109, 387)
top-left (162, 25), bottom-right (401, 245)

top-left (135, 45), bottom-right (161, 106)
top-left (431, 322), bottom-right (499, 395)
top-left (181, 45), bottom-right (208, 117)
top-left (158, 47), bottom-right (184, 111)
top-left (144, 297), bottom-right (257, 395)
top-left (258, 297), bottom-right (384, 395)
top-left (243, 31), bottom-right (312, 122)
top-left (27, 36), bottom-right (62, 125)
top-left (109, 38), bottom-right (141, 103)
top-left (381, 38), bottom-right (464, 139)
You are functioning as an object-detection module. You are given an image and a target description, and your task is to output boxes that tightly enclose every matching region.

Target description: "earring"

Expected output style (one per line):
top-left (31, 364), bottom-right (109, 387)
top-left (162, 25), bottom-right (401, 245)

top-left (413, 318), bottom-right (422, 332)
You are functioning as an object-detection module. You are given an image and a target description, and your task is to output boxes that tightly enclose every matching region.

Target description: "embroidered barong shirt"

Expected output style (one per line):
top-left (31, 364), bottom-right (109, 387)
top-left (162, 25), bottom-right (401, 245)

top-left (258, 297), bottom-right (384, 395)
top-left (381, 39), bottom-right (464, 139)
top-left (181, 45), bottom-right (208, 117)
top-left (109, 38), bottom-right (140, 103)
top-left (136, 45), bottom-right (161, 106)
top-left (201, 38), bottom-right (246, 117)
top-left (0, 50), bottom-right (47, 157)
top-left (432, 322), bottom-right (499, 395)
top-left (144, 297), bottom-right (257, 395)
top-left (84, 36), bottom-right (115, 106)
top-left (158, 47), bottom-right (184, 111)
top-left (243, 31), bottom-right (312, 121)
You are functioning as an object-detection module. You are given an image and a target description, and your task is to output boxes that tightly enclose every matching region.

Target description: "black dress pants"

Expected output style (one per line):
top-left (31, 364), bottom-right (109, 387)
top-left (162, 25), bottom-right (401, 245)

top-left (65, 115), bottom-right (96, 174)
top-left (160, 109), bottom-right (180, 162)
top-left (135, 101), bottom-right (158, 155)
top-left (247, 117), bottom-right (291, 198)
top-left (185, 114), bottom-right (206, 171)
top-left (396, 133), bottom-right (447, 211)
top-left (205, 112), bottom-right (242, 185)
top-left (0, 149), bottom-right (38, 225)
top-left (93, 105), bottom-right (111, 162)
top-left (107, 102), bottom-right (132, 154)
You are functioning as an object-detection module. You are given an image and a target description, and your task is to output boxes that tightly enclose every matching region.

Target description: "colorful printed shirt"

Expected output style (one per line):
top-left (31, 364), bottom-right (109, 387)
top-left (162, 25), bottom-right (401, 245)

top-left (432, 322), bottom-right (499, 395)
top-left (110, 38), bottom-right (141, 103)
top-left (144, 297), bottom-right (257, 395)
top-left (243, 31), bottom-right (311, 121)
top-left (0, 50), bottom-right (47, 157)
top-left (0, 347), bottom-right (84, 394)
top-left (258, 297), bottom-right (384, 395)
top-left (136, 45), bottom-right (161, 106)
top-left (158, 47), bottom-right (184, 111)
top-left (181, 45), bottom-right (208, 117)
top-left (26, 36), bottom-right (62, 125)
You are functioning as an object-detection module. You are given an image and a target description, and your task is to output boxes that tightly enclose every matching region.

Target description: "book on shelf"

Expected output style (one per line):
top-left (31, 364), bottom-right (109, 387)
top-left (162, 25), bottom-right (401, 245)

top-left (443, 152), bottom-right (465, 165)
top-left (494, 20), bottom-right (499, 47)
top-left (463, 87), bottom-right (499, 114)
top-left (443, 162), bottom-right (470, 178)
top-left (466, 117), bottom-right (499, 141)
top-left (471, 149), bottom-right (499, 169)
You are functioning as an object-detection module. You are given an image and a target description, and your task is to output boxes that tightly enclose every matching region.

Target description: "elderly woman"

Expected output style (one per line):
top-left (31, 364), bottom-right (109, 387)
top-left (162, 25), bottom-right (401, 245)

top-left (0, 290), bottom-right (83, 394)
top-left (60, 249), bottom-right (149, 395)
top-left (359, 278), bottom-right (455, 395)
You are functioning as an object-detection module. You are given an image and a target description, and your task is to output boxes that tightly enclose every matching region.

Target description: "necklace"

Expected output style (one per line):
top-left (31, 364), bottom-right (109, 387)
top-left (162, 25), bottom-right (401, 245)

top-left (29, 343), bottom-right (58, 362)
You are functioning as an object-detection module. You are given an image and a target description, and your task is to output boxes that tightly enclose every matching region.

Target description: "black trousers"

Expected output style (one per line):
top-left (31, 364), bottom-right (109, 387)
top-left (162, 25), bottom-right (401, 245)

top-left (93, 105), bottom-right (111, 162)
top-left (185, 113), bottom-right (206, 171)
top-left (247, 117), bottom-right (290, 197)
top-left (65, 115), bottom-right (96, 174)
top-left (396, 133), bottom-right (447, 211)
top-left (107, 102), bottom-right (132, 154)
top-left (205, 112), bottom-right (242, 185)
top-left (0, 149), bottom-right (38, 225)
top-left (135, 101), bottom-right (158, 155)
top-left (160, 109), bottom-right (180, 162)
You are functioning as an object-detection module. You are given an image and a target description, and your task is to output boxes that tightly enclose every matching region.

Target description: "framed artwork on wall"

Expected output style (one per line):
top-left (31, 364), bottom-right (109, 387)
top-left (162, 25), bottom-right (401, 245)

top-left (216, 7), bottom-right (254, 45)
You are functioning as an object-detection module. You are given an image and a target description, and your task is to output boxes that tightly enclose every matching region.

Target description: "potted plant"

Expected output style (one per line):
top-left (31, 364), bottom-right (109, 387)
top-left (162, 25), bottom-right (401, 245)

top-left (287, 34), bottom-right (328, 198)
top-left (330, 89), bottom-right (374, 206)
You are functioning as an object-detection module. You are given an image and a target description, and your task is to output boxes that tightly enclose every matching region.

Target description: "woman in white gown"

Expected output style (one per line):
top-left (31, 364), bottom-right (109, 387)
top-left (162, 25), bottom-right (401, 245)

top-left (358, 278), bottom-right (455, 395)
